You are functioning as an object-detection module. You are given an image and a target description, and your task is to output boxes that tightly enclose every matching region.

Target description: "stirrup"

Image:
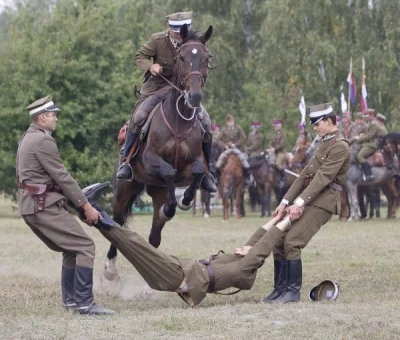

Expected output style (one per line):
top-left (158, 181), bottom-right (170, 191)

top-left (116, 163), bottom-right (133, 181)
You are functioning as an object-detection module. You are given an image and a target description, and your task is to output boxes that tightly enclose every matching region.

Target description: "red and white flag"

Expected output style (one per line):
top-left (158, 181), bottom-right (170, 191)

top-left (360, 57), bottom-right (368, 111)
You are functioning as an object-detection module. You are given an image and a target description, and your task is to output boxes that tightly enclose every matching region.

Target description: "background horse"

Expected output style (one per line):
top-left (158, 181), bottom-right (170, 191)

top-left (218, 153), bottom-right (244, 220)
top-left (106, 25), bottom-right (213, 279)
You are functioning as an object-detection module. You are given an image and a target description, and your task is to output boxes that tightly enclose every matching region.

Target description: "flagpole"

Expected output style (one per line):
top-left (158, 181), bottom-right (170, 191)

top-left (348, 57), bottom-right (352, 111)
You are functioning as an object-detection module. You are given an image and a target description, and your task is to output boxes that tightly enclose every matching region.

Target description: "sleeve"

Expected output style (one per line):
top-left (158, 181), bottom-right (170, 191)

top-left (236, 127), bottom-right (247, 149)
top-left (297, 143), bottom-right (348, 205)
top-left (134, 34), bottom-right (158, 73)
top-left (282, 170), bottom-right (308, 203)
top-left (36, 137), bottom-right (87, 208)
top-left (275, 132), bottom-right (286, 152)
top-left (246, 134), bottom-right (263, 153)
top-left (358, 124), bottom-right (379, 143)
top-left (244, 227), bottom-right (267, 246)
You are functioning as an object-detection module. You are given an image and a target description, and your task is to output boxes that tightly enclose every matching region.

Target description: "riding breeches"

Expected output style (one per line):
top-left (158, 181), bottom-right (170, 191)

top-left (273, 206), bottom-right (332, 260)
top-left (275, 152), bottom-right (286, 170)
top-left (131, 88), bottom-right (211, 135)
top-left (356, 146), bottom-right (377, 163)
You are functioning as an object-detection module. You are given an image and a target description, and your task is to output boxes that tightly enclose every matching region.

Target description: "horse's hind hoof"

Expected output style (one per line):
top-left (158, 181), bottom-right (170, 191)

top-left (159, 205), bottom-right (173, 223)
top-left (104, 258), bottom-right (119, 281)
top-left (178, 196), bottom-right (193, 211)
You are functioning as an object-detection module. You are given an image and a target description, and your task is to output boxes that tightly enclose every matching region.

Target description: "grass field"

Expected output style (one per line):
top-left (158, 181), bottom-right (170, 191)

top-left (1, 196), bottom-right (400, 340)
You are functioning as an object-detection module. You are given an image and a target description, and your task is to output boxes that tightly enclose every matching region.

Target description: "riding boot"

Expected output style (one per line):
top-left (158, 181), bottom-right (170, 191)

top-left (200, 139), bottom-right (217, 193)
top-left (243, 167), bottom-right (251, 186)
top-left (215, 168), bottom-right (221, 186)
top-left (273, 259), bottom-right (302, 303)
top-left (62, 267), bottom-right (76, 310)
top-left (74, 266), bottom-right (116, 315)
top-left (262, 260), bottom-right (287, 303)
top-left (279, 169), bottom-right (287, 189)
top-left (116, 129), bottom-right (139, 180)
top-left (361, 162), bottom-right (375, 181)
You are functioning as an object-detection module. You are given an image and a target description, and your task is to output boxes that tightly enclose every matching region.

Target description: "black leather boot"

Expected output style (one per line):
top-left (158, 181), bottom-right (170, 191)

top-left (215, 168), bottom-right (221, 186)
top-left (262, 260), bottom-right (287, 303)
top-left (62, 267), bottom-right (76, 310)
top-left (74, 266), bottom-right (116, 315)
top-left (243, 167), bottom-right (251, 186)
top-left (200, 139), bottom-right (217, 193)
top-left (361, 162), bottom-right (375, 181)
top-left (273, 259), bottom-right (302, 303)
top-left (116, 129), bottom-right (138, 180)
top-left (279, 169), bottom-right (287, 189)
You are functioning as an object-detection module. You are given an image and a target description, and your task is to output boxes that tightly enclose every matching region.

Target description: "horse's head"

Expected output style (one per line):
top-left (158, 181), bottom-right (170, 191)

top-left (176, 24), bottom-right (213, 108)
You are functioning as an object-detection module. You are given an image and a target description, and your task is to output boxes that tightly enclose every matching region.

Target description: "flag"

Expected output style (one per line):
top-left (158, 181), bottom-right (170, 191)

top-left (340, 84), bottom-right (347, 113)
top-left (347, 58), bottom-right (357, 105)
top-left (360, 57), bottom-right (368, 111)
top-left (298, 93), bottom-right (306, 125)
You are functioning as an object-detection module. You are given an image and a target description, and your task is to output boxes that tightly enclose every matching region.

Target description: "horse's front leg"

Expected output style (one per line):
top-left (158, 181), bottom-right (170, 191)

top-left (179, 158), bottom-right (205, 210)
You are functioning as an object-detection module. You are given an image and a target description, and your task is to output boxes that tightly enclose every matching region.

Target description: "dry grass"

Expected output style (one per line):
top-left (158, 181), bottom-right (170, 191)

top-left (1, 196), bottom-right (400, 340)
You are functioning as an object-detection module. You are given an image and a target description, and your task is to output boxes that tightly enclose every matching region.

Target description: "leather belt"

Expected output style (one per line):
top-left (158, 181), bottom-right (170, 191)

top-left (18, 182), bottom-right (63, 195)
top-left (199, 259), bottom-right (216, 293)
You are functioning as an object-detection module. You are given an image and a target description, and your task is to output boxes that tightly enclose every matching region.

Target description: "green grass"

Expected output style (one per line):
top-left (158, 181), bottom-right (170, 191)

top-left (0, 197), bottom-right (400, 340)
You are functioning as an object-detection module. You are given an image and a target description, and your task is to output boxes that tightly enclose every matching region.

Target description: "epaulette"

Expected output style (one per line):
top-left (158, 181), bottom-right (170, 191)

top-left (151, 31), bottom-right (169, 40)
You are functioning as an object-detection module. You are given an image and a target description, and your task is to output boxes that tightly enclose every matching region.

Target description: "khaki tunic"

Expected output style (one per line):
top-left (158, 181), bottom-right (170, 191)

top-left (218, 125), bottom-right (247, 151)
top-left (356, 121), bottom-right (381, 163)
top-left (245, 131), bottom-right (264, 157)
top-left (270, 130), bottom-right (286, 169)
top-left (99, 223), bottom-right (284, 307)
top-left (275, 130), bottom-right (351, 260)
top-left (16, 123), bottom-right (94, 268)
top-left (135, 30), bottom-right (177, 96)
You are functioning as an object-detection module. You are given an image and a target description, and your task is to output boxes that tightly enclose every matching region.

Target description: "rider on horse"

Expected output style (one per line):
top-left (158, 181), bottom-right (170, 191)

top-left (245, 121), bottom-right (264, 157)
top-left (215, 114), bottom-right (251, 185)
top-left (116, 11), bottom-right (216, 193)
top-left (338, 111), bottom-right (359, 142)
top-left (270, 119), bottom-right (287, 189)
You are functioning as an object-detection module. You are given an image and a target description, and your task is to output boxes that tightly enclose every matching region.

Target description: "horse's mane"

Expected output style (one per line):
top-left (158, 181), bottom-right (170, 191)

top-left (223, 154), bottom-right (243, 174)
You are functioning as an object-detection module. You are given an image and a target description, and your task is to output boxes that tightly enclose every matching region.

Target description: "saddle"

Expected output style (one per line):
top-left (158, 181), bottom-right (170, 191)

top-left (367, 151), bottom-right (384, 167)
top-left (216, 148), bottom-right (249, 169)
top-left (248, 155), bottom-right (266, 169)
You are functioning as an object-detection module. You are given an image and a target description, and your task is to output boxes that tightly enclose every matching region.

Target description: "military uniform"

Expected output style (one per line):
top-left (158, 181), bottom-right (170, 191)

top-left (270, 129), bottom-right (286, 169)
top-left (218, 124), bottom-right (247, 151)
top-left (263, 103), bottom-right (351, 304)
top-left (245, 130), bottom-right (264, 157)
top-left (97, 213), bottom-right (286, 307)
top-left (356, 120), bottom-right (381, 163)
top-left (17, 96), bottom-right (114, 315)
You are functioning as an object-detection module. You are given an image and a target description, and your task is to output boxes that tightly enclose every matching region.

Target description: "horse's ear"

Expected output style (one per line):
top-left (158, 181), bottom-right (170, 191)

top-left (180, 24), bottom-right (189, 41)
top-left (201, 25), bottom-right (213, 43)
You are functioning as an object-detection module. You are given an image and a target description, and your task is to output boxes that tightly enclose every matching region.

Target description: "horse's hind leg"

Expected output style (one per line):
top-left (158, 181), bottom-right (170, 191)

top-left (147, 185), bottom-right (168, 248)
top-left (179, 159), bottom-right (205, 210)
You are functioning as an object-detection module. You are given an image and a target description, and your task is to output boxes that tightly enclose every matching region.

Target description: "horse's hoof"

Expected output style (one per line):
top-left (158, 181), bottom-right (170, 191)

top-left (177, 196), bottom-right (193, 211)
top-left (104, 258), bottom-right (119, 281)
top-left (159, 205), bottom-right (173, 223)
top-left (204, 213), bottom-right (209, 218)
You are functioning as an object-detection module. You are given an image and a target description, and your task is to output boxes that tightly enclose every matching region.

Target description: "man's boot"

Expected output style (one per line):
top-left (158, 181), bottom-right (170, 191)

top-left (361, 162), bottom-right (375, 181)
top-left (200, 139), bottom-right (217, 193)
top-left (262, 260), bottom-right (287, 303)
top-left (279, 168), bottom-right (287, 189)
top-left (274, 259), bottom-right (302, 303)
top-left (74, 266), bottom-right (116, 315)
top-left (243, 167), bottom-right (251, 186)
top-left (116, 129), bottom-right (139, 180)
top-left (62, 266), bottom-right (76, 310)
top-left (215, 168), bottom-right (221, 186)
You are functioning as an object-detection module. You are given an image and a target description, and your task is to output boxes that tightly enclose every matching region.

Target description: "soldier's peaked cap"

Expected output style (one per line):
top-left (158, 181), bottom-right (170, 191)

top-left (166, 11), bottom-right (193, 32)
top-left (309, 103), bottom-right (333, 125)
top-left (25, 95), bottom-right (60, 117)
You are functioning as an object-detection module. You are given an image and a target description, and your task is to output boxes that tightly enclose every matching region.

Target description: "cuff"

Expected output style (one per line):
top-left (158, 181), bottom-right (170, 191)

top-left (294, 197), bottom-right (305, 207)
top-left (281, 199), bottom-right (289, 206)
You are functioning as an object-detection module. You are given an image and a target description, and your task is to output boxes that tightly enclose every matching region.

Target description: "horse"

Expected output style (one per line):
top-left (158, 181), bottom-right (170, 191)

top-left (192, 189), bottom-right (211, 218)
top-left (218, 153), bottom-right (245, 220)
top-left (346, 140), bottom-right (398, 221)
top-left (106, 25), bottom-right (214, 279)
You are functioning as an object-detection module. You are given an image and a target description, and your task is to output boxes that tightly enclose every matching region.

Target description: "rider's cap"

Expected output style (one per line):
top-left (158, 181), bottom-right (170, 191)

top-left (166, 11), bottom-right (193, 32)
top-left (252, 121), bottom-right (261, 127)
top-left (309, 280), bottom-right (340, 301)
top-left (362, 108), bottom-right (375, 118)
top-left (25, 95), bottom-right (60, 117)
top-left (273, 119), bottom-right (282, 126)
top-left (376, 113), bottom-right (386, 121)
top-left (355, 112), bottom-right (364, 119)
top-left (211, 123), bottom-right (220, 131)
top-left (309, 103), bottom-right (333, 125)
top-left (226, 114), bottom-right (234, 122)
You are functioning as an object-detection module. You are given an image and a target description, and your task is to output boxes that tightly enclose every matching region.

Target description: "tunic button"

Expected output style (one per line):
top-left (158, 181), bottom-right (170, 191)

top-left (310, 165), bottom-right (313, 167)
top-left (308, 196), bottom-right (311, 199)
top-left (316, 148), bottom-right (319, 150)
top-left (313, 156), bottom-right (315, 158)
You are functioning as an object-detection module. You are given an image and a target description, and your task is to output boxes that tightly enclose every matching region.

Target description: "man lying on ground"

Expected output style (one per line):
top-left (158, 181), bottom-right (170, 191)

top-left (83, 183), bottom-right (295, 307)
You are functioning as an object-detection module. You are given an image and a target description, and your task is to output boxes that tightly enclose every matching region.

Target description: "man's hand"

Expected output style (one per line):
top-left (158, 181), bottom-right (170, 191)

top-left (234, 245), bottom-right (252, 256)
top-left (81, 202), bottom-right (102, 226)
top-left (270, 147), bottom-right (275, 153)
top-left (273, 202), bottom-right (287, 218)
top-left (286, 204), bottom-right (304, 221)
top-left (149, 63), bottom-right (163, 76)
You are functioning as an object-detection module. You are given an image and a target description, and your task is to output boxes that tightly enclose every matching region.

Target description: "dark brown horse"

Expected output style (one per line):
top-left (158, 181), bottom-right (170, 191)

top-left (218, 154), bottom-right (244, 220)
top-left (105, 25), bottom-right (213, 279)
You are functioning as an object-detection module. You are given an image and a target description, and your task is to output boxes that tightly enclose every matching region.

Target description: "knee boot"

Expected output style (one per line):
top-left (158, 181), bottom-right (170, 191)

top-left (243, 167), bottom-right (251, 186)
top-left (74, 266), bottom-right (116, 315)
top-left (279, 168), bottom-right (287, 189)
top-left (274, 259), bottom-right (302, 303)
top-left (62, 267), bottom-right (76, 310)
top-left (200, 138), bottom-right (217, 193)
top-left (215, 168), bottom-right (221, 186)
top-left (361, 162), bottom-right (375, 181)
top-left (116, 129), bottom-right (139, 180)
top-left (262, 260), bottom-right (287, 303)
